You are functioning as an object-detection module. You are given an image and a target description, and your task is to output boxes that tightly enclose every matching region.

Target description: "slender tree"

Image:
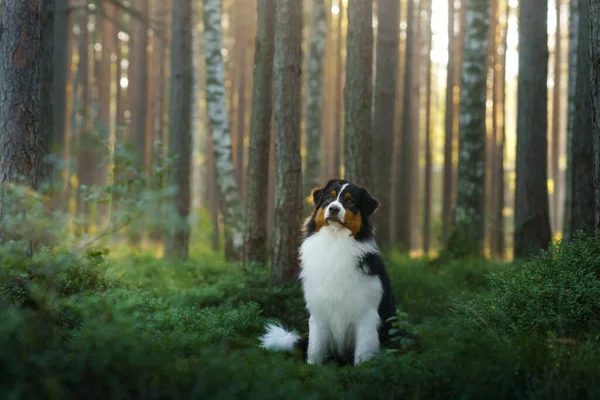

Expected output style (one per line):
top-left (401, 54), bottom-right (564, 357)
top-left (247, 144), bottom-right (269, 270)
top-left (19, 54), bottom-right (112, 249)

top-left (589, 0), bottom-right (600, 230)
top-left (550, 0), bottom-right (562, 231)
top-left (164, 0), bottom-right (193, 260)
top-left (244, 0), bottom-right (276, 267)
top-left (514, 0), bottom-right (552, 258)
top-left (303, 0), bottom-right (326, 214)
top-left (53, 0), bottom-right (69, 158)
top-left (372, 0), bottom-right (400, 246)
top-left (40, 0), bottom-right (56, 187)
top-left (564, 0), bottom-right (595, 238)
top-left (271, 0), bottom-right (303, 285)
top-left (423, 0), bottom-right (433, 253)
top-left (204, 0), bottom-right (245, 258)
top-left (448, 0), bottom-right (490, 255)
top-left (396, 0), bottom-right (418, 251)
top-left (332, 1), bottom-right (344, 178)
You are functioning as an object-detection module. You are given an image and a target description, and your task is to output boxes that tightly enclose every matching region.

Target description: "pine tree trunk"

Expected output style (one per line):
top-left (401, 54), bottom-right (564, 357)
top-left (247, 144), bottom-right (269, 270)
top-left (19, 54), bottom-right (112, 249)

top-left (332, 2), bottom-right (344, 178)
top-left (53, 0), bottom-right (68, 157)
top-left (164, 0), bottom-right (193, 260)
top-left (244, 0), bottom-right (276, 267)
top-left (514, 0), bottom-right (552, 258)
top-left (0, 1), bottom-right (43, 188)
top-left (563, 0), bottom-right (578, 238)
top-left (40, 0), bottom-right (55, 189)
top-left (588, 0), bottom-right (600, 230)
top-left (135, 0), bottom-right (149, 177)
top-left (442, 0), bottom-right (456, 240)
top-left (344, 0), bottom-right (373, 187)
top-left (449, 0), bottom-right (490, 255)
top-left (564, 0), bottom-right (595, 237)
top-left (372, 0), bottom-right (399, 246)
top-left (423, 0), bottom-right (433, 254)
top-left (271, 0), bottom-right (303, 285)
top-left (550, 0), bottom-right (562, 233)
top-left (203, 0), bottom-right (245, 257)
top-left (303, 0), bottom-right (326, 214)
top-left (396, 0), bottom-right (418, 251)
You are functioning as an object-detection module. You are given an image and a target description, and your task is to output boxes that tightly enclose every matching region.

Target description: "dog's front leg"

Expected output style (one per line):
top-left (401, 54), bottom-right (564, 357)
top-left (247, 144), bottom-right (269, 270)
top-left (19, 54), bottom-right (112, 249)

top-left (307, 315), bottom-right (329, 365)
top-left (354, 311), bottom-right (380, 366)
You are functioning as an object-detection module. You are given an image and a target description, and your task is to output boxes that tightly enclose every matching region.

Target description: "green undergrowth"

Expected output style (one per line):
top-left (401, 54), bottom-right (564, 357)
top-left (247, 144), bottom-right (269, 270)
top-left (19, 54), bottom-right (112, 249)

top-left (1, 232), bottom-right (600, 399)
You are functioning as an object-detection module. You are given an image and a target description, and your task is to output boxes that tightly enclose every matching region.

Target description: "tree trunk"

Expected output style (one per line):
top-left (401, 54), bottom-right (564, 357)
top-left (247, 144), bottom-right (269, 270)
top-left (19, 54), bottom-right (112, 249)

top-left (442, 0), bottom-right (456, 240)
top-left (588, 0), bottom-right (600, 230)
top-left (332, 1), bottom-right (344, 178)
top-left (135, 0), bottom-right (149, 177)
top-left (343, 0), bottom-right (373, 187)
top-left (303, 0), bottom-right (326, 214)
top-left (203, 0), bottom-right (245, 257)
top-left (0, 1), bottom-right (44, 188)
top-left (244, 0), bottom-right (276, 267)
top-left (372, 0), bottom-right (399, 246)
top-left (53, 0), bottom-right (68, 157)
top-left (396, 0), bottom-right (418, 251)
top-left (271, 0), bottom-right (303, 285)
top-left (514, 0), bottom-right (552, 258)
top-left (564, 0), bottom-right (595, 238)
top-left (563, 0), bottom-right (578, 238)
top-left (40, 0), bottom-right (55, 189)
top-left (550, 0), bottom-right (562, 233)
top-left (164, 0), bottom-right (193, 260)
top-left (423, 0), bottom-right (433, 254)
top-left (448, 0), bottom-right (490, 256)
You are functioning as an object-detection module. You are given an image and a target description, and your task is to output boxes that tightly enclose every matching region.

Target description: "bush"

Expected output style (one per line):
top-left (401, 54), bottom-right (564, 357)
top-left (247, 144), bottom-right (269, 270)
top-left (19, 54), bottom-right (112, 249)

top-left (458, 231), bottom-right (600, 338)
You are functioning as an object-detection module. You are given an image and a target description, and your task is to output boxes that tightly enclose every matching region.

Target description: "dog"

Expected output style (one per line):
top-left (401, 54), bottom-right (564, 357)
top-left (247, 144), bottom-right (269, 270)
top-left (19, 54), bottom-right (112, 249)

top-left (259, 179), bottom-right (400, 366)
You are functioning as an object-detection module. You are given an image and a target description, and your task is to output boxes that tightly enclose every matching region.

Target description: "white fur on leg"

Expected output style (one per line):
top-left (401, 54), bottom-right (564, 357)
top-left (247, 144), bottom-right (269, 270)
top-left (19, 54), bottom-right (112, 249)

top-left (259, 323), bottom-right (300, 352)
top-left (307, 316), bottom-right (330, 365)
top-left (353, 311), bottom-right (381, 366)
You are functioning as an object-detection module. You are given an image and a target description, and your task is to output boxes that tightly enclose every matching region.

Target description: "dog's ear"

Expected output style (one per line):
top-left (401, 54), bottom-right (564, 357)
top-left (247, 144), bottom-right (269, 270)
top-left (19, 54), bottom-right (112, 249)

top-left (308, 186), bottom-right (325, 208)
top-left (358, 186), bottom-right (380, 218)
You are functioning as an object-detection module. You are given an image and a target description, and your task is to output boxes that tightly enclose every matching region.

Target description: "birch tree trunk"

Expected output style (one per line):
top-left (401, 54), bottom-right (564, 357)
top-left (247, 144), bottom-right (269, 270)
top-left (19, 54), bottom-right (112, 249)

top-left (589, 0), bottom-right (600, 230)
top-left (514, 0), bottom-right (552, 258)
top-left (372, 0), bottom-right (399, 246)
top-left (343, 0), bottom-right (373, 187)
top-left (244, 0), bottom-right (276, 267)
top-left (164, 0), bottom-right (193, 260)
top-left (303, 0), bottom-right (326, 213)
top-left (203, 0), bottom-right (244, 256)
top-left (565, 0), bottom-right (595, 238)
top-left (271, 0), bottom-right (303, 285)
top-left (448, 0), bottom-right (490, 256)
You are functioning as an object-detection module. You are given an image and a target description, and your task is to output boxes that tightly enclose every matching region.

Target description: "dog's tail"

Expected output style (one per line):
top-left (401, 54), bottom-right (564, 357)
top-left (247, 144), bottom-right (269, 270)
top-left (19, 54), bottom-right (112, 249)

top-left (258, 322), bottom-right (302, 352)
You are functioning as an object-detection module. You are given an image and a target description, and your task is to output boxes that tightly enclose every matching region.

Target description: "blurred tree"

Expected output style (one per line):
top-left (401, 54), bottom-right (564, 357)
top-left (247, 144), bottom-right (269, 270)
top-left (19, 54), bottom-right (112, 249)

top-left (588, 0), bottom-right (600, 230)
top-left (204, 0), bottom-right (244, 259)
top-left (303, 0), bottom-right (326, 215)
top-left (514, 0), bottom-right (551, 258)
top-left (396, 0), bottom-right (418, 251)
top-left (550, 0), bottom-right (562, 231)
top-left (244, 0), bottom-right (276, 267)
top-left (271, 0), bottom-right (303, 285)
top-left (564, 0), bottom-right (594, 240)
top-left (448, 0), bottom-right (490, 256)
top-left (164, 0), bottom-right (193, 260)
top-left (423, 0), bottom-right (433, 254)
top-left (372, 0), bottom-right (400, 246)
top-left (332, 0), bottom-right (344, 178)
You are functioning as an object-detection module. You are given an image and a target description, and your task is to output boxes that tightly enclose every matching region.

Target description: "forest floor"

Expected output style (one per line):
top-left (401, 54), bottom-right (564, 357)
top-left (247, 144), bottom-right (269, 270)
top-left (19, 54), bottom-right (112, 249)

top-left (2, 232), bottom-right (600, 399)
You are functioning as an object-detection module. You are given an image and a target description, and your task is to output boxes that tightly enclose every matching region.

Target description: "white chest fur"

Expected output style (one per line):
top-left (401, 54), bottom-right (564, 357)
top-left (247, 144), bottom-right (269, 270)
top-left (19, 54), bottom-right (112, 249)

top-left (299, 225), bottom-right (383, 364)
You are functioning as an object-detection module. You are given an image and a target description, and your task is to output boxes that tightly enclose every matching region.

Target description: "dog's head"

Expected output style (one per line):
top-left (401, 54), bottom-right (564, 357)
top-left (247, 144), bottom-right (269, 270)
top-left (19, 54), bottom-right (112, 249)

top-left (304, 178), bottom-right (379, 239)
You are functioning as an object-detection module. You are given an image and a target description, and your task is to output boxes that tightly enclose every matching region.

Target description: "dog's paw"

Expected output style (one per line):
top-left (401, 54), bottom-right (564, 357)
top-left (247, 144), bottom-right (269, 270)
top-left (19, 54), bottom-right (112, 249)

top-left (354, 351), bottom-right (376, 366)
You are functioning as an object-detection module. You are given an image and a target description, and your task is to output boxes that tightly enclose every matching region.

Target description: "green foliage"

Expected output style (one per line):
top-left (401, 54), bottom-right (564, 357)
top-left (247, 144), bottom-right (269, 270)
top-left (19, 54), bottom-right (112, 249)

top-left (458, 231), bottom-right (600, 338)
top-left (1, 232), bottom-right (600, 399)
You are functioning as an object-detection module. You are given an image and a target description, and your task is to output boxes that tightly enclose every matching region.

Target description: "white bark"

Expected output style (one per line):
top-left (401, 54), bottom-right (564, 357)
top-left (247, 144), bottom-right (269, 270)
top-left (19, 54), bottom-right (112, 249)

top-left (203, 0), bottom-right (244, 251)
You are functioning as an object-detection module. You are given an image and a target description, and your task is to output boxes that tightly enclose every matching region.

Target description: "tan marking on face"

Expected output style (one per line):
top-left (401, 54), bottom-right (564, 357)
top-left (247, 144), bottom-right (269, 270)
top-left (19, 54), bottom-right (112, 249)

top-left (330, 190), bottom-right (337, 198)
top-left (344, 193), bottom-right (352, 201)
top-left (343, 209), bottom-right (362, 236)
top-left (313, 207), bottom-right (326, 232)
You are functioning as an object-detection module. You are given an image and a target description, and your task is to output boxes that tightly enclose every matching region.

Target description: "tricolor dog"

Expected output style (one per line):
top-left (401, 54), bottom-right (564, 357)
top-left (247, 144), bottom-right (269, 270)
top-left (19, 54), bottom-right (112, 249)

top-left (259, 179), bottom-right (398, 366)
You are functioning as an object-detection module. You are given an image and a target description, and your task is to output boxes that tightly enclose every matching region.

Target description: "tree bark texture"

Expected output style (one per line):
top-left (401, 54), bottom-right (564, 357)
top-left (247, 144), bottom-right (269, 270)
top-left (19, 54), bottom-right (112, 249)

top-left (565, 0), bottom-right (595, 238)
top-left (372, 0), bottom-right (399, 246)
top-left (450, 0), bottom-right (490, 254)
top-left (303, 0), bottom-right (326, 214)
top-left (589, 0), bottom-right (600, 230)
top-left (271, 0), bottom-right (303, 285)
top-left (0, 1), bottom-right (45, 188)
top-left (244, 0), bottom-right (276, 267)
top-left (164, 0), bottom-right (193, 260)
top-left (514, 0), bottom-right (552, 258)
top-left (203, 0), bottom-right (245, 255)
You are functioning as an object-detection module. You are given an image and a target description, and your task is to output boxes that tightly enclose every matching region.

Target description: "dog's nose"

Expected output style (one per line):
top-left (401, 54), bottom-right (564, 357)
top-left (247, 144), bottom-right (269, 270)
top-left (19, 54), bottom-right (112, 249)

top-left (329, 205), bottom-right (340, 215)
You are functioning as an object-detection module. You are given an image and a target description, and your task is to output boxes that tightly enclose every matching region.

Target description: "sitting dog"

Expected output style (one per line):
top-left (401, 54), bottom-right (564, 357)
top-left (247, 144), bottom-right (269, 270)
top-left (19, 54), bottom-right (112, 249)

top-left (259, 179), bottom-right (399, 366)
